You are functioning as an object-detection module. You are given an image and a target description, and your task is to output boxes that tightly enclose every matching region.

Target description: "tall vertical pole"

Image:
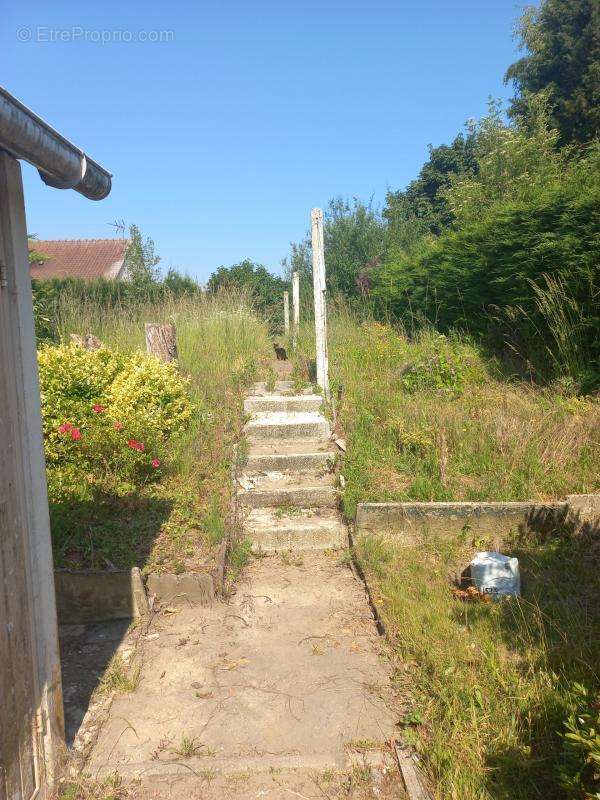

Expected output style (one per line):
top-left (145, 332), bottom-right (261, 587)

top-left (311, 208), bottom-right (329, 399)
top-left (283, 290), bottom-right (290, 336)
top-left (292, 270), bottom-right (300, 348)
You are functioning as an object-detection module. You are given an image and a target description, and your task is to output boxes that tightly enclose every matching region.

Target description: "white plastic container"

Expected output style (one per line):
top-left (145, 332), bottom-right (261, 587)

top-left (470, 551), bottom-right (520, 599)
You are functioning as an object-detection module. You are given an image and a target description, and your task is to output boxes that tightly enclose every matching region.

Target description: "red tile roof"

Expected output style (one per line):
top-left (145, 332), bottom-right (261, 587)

top-left (29, 239), bottom-right (129, 280)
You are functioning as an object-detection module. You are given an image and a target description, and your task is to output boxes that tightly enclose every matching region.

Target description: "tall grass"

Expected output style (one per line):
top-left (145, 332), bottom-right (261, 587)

top-left (293, 304), bottom-right (600, 517)
top-left (46, 288), bottom-right (272, 572)
top-left (357, 530), bottom-right (600, 799)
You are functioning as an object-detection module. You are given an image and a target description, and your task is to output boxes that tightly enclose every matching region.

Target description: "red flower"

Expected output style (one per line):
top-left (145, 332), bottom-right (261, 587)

top-left (151, 458), bottom-right (161, 469)
top-left (114, 421), bottom-right (124, 431)
top-left (92, 404), bottom-right (106, 413)
top-left (127, 439), bottom-right (145, 452)
top-left (70, 427), bottom-right (81, 441)
top-left (58, 422), bottom-right (73, 434)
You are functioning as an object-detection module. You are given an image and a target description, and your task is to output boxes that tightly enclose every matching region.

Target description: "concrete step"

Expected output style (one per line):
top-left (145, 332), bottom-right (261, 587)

top-left (249, 381), bottom-right (313, 396)
top-left (244, 394), bottom-right (322, 414)
top-left (238, 472), bottom-right (338, 509)
top-left (244, 411), bottom-right (330, 442)
top-left (245, 508), bottom-right (347, 552)
top-left (245, 449), bottom-right (334, 474)
top-left (243, 439), bottom-right (335, 474)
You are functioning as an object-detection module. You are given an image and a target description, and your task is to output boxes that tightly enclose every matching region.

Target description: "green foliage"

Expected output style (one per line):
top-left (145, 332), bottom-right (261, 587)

top-left (38, 342), bottom-right (193, 500)
top-left (399, 332), bottom-right (486, 395)
top-left (44, 290), bottom-right (272, 572)
top-left (559, 683), bottom-right (600, 798)
top-left (207, 259), bottom-right (287, 330)
top-left (227, 538), bottom-right (252, 582)
top-left (505, 0), bottom-right (600, 145)
top-left (374, 138), bottom-right (600, 387)
top-left (384, 130), bottom-right (477, 242)
top-left (32, 274), bottom-right (200, 343)
top-left (446, 97), bottom-right (566, 226)
top-left (123, 223), bottom-right (161, 285)
top-left (162, 267), bottom-right (201, 295)
top-left (322, 198), bottom-right (386, 298)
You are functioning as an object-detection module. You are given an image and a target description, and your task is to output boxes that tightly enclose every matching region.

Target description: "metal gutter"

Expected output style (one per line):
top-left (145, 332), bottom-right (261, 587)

top-left (0, 86), bottom-right (112, 200)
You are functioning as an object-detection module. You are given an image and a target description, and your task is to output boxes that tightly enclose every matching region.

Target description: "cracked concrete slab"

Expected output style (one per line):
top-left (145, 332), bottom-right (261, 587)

top-left (86, 555), bottom-right (401, 797)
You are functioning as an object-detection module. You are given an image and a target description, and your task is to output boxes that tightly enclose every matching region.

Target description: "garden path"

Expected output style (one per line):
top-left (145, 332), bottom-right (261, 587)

top-left (86, 361), bottom-right (404, 799)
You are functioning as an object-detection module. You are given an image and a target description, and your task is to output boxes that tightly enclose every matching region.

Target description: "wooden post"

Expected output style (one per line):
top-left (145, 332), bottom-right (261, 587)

top-left (292, 270), bottom-right (300, 348)
top-left (145, 322), bottom-right (178, 362)
top-left (283, 291), bottom-right (290, 336)
top-left (311, 208), bottom-right (329, 399)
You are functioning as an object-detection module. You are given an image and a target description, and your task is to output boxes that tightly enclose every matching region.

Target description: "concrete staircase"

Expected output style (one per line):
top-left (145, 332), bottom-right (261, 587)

top-left (239, 379), bottom-right (347, 552)
top-left (86, 365), bottom-right (402, 799)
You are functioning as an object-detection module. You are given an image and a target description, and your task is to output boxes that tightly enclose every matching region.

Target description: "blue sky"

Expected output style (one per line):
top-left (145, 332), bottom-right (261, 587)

top-left (2, 1), bottom-right (522, 281)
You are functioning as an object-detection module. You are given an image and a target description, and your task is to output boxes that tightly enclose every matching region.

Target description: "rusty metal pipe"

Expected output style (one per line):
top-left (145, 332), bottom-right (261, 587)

top-left (0, 86), bottom-right (111, 200)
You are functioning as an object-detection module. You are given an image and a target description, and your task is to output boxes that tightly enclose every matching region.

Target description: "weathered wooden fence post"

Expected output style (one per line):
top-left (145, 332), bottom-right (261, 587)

top-left (292, 270), bottom-right (300, 348)
top-left (283, 290), bottom-right (290, 336)
top-left (145, 322), bottom-right (178, 362)
top-left (311, 208), bottom-right (329, 399)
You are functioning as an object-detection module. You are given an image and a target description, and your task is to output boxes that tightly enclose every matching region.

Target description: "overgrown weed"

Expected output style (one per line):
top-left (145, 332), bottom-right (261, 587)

top-left (294, 305), bottom-right (599, 518)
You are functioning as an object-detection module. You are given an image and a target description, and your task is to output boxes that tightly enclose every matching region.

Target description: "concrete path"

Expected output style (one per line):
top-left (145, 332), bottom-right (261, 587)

top-left (86, 365), bottom-right (403, 798)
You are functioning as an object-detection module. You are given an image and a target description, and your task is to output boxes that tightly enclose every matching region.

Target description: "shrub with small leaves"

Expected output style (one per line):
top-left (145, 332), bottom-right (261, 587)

top-left (37, 342), bottom-right (194, 499)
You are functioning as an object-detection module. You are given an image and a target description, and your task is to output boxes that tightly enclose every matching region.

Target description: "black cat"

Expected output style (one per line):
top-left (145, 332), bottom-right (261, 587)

top-left (273, 343), bottom-right (287, 361)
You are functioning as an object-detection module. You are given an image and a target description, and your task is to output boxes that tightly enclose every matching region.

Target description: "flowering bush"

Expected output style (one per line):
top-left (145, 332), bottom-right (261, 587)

top-left (37, 342), bottom-right (194, 499)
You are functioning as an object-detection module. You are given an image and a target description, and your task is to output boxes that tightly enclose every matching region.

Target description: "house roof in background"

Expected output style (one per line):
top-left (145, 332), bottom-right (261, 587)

top-left (29, 239), bottom-right (129, 280)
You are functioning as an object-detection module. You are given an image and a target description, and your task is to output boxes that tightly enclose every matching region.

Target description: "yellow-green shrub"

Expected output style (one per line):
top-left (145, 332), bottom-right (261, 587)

top-left (37, 342), bottom-right (194, 499)
top-left (105, 351), bottom-right (193, 440)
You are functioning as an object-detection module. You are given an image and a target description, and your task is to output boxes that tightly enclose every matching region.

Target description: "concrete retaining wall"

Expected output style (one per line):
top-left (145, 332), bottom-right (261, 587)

top-left (55, 540), bottom-right (228, 624)
top-left (355, 494), bottom-right (599, 548)
top-left (54, 568), bottom-right (146, 624)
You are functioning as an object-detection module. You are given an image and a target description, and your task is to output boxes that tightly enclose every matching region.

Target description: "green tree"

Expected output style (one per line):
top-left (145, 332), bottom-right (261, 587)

top-left (384, 131), bottom-right (477, 246)
top-left (505, 0), bottom-right (600, 145)
top-left (445, 97), bottom-right (566, 226)
top-left (373, 141), bottom-right (600, 386)
top-left (123, 224), bottom-right (161, 285)
top-left (207, 259), bottom-right (287, 326)
top-left (163, 268), bottom-right (201, 294)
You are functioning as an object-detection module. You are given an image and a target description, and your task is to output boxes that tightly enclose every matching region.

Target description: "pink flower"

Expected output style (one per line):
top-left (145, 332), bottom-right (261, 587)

top-left (92, 404), bottom-right (106, 413)
top-left (70, 427), bottom-right (81, 441)
top-left (114, 421), bottom-right (124, 431)
top-left (58, 422), bottom-right (73, 434)
top-left (127, 439), bottom-right (145, 452)
top-left (151, 458), bottom-right (161, 469)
